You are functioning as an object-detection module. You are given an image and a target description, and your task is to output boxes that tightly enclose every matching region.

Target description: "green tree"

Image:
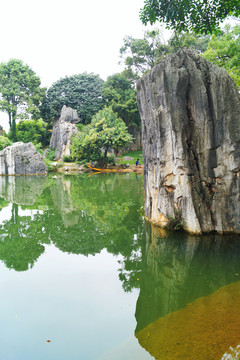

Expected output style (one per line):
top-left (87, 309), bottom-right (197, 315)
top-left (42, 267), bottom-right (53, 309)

top-left (103, 73), bottom-right (141, 128)
top-left (168, 31), bottom-right (210, 53)
top-left (71, 107), bottom-right (133, 166)
top-left (41, 73), bottom-right (104, 124)
top-left (120, 29), bottom-right (169, 80)
top-left (140, 0), bottom-right (240, 34)
top-left (15, 118), bottom-right (51, 146)
top-left (0, 59), bottom-right (46, 140)
top-left (202, 24), bottom-right (240, 89)
top-left (0, 136), bottom-right (12, 151)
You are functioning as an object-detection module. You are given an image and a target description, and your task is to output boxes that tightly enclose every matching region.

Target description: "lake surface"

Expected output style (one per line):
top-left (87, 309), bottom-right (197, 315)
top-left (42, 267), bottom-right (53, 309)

top-left (0, 173), bottom-right (239, 360)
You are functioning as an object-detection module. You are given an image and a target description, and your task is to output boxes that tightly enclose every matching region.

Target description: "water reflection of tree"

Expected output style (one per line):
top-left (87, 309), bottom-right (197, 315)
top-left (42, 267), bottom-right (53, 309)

top-left (0, 204), bottom-right (47, 271)
top-left (0, 174), bottom-right (145, 286)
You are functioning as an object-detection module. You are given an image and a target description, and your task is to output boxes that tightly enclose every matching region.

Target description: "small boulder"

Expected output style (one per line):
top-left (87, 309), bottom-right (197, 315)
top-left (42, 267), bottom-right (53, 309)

top-left (0, 142), bottom-right (48, 175)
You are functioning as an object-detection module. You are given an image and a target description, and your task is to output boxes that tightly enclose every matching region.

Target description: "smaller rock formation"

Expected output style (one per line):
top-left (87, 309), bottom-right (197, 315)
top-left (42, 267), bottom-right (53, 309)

top-left (0, 142), bottom-right (48, 175)
top-left (50, 105), bottom-right (80, 160)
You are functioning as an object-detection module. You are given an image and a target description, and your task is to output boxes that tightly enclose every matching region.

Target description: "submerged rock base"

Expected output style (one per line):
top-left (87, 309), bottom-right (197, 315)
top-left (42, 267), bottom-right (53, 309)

top-left (137, 50), bottom-right (240, 234)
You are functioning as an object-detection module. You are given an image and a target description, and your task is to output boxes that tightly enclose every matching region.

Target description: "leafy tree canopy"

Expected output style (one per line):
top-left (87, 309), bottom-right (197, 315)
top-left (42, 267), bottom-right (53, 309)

top-left (168, 31), bottom-right (211, 53)
top-left (119, 29), bottom-right (169, 80)
top-left (140, 0), bottom-right (240, 34)
top-left (202, 24), bottom-right (240, 88)
top-left (0, 136), bottom-right (12, 151)
top-left (15, 118), bottom-right (51, 146)
top-left (103, 73), bottom-right (141, 128)
top-left (0, 59), bottom-right (46, 139)
top-left (71, 107), bottom-right (133, 166)
top-left (41, 73), bottom-right (104, 124)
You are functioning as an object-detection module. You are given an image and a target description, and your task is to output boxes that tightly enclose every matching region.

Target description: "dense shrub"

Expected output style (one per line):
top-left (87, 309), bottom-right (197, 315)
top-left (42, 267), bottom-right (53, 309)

top-left (0, 136), bottom-right (12, 151)
top-left (15, 119), bottom-right (51, 146)
top-left (63, 155), bottom-right (73, 162)
top-left (45, 148), bottom-right (56, 161)
top-left (71, 107), bottom-right (132, 167)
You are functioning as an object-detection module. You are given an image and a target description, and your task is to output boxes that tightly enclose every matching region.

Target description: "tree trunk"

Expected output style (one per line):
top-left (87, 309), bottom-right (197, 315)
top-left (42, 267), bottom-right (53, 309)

top-left (8, 112), bottom-right (12, 128)
top-left (10, 111), bottom-right (17, 141)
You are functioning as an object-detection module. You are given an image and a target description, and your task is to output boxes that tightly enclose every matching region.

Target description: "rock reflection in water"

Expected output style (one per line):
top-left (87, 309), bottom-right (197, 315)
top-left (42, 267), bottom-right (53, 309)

top-left (136, 281), bottom-right (240, 360)
top-left (0, 174), bottom-right (145, 274)
top-left (136, 223), bottom-right (240, 332)
top-left (0, 175), bottom-right (47, 205)
top-left (135, 223), bottom-right (240, 359)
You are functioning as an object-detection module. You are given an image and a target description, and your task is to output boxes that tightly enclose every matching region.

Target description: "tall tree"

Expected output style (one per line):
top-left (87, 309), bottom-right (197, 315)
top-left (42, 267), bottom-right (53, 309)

top-left (140, 0), bottom-right (240, 34)
top-left (71, 107), bottom-right (133, 166)
top-left (0, 59), bottom-right (46, 139)
top-left (41, 73), bottom-right (104, 124)
top-left (103, 73), bottom-right (141, 128)
top-left (202, 24), bottom-right (240, 89)
top-left (120, 29), bottom-right (169, 81)
top-left (168, 31), bottom-right (210, 53)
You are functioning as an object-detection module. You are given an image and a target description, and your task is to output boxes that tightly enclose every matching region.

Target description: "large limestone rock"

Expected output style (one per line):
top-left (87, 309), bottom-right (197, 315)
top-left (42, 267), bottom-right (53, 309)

top-left (137, 50), bottom-right (240, 234)
top-left (0, 142), bottom-right (48, 175)
top-left (50, 105), bottom-right (80, 160)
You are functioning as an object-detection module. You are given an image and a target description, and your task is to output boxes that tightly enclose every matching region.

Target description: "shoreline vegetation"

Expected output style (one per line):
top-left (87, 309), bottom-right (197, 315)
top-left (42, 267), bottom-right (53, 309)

top-left (49, 149), bottom-right (144, 174)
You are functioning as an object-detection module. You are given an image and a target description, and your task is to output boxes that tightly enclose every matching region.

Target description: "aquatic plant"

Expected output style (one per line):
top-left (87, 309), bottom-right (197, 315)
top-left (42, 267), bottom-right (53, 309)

top-left (166, 209), bottom-right (184, 231)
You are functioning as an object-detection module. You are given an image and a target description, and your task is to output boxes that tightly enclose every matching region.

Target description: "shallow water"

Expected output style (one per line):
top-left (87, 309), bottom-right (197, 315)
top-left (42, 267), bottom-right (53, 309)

top-left (0, 174), bottom-right (239, 360)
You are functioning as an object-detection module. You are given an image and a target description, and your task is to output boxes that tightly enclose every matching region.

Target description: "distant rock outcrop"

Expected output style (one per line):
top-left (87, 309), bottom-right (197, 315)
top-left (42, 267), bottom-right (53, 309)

top-left (0, 142), bottom-right (48, 175)
top-left (50, 105), bottom-right (80, 160)
top-left (137, 50), bottom-right (240, 234)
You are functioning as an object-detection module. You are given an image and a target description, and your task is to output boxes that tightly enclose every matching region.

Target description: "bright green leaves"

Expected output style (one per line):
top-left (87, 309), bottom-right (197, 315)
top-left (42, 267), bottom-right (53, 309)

top-left (202, 25), bottom-right (240, 89)
top-left (0, 59), bottom-right (46, 125)
top-left (140, 0), bottom-right (240, 34)
top-left (71, 107), bottom-right (133, 166)
top-left (15, 118), bottom-right (51, 146)
top-left (103, 73), bottom-right (141, 128)
top-left (119, 29), bottom-right (169, 80)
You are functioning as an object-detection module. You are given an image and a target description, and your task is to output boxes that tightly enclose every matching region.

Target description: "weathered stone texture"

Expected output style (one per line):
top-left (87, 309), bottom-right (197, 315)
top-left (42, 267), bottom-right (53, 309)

top-left (137, 50), bottom-right (240, 234)
top-left (50, 105), bottom-right (80, 160)
top-left (0, 142), bottom-right (48, 175)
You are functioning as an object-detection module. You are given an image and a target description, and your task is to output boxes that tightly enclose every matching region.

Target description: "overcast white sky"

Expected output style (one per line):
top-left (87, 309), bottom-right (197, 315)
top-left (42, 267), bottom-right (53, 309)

top-left (0, 0), bottom-right (235, 131)
top-left (0, 0), bottom-right (167, 88)
top-left (1, 0), bottom-right (170, 130)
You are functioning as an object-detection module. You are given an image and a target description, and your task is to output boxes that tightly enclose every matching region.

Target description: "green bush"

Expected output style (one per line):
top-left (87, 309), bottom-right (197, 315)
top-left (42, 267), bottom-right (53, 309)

top-left (71, 107), bottom-right (132, 167)
top-left (0, 136), bottom-right (12, 151)
top-left (34, 143), bottom-right (43, 155)
top-left (45, 148), bottom-right (56, 161)
top-left (15, 119), bottom-right (51, 146)
top-left (43, 158), bottom-right (54, 172)
top-left (63, 155), bottom-right (73, 162)
top-left (166, 209), bottom-right (184, 231)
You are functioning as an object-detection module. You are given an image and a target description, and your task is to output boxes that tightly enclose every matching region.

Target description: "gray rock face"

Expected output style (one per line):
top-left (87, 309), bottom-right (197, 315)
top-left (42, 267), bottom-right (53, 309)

top-left (50, 105), bottom-right (80, 160)
top-left (0, 142), bottom-right (48, 175)
top-left (137, 50), bottom-right (240, 234)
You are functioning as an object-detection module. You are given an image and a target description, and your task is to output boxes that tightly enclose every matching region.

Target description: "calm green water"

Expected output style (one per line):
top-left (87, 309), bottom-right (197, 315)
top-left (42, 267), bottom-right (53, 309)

top-left (0, 174), bottom-right (239, 360)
